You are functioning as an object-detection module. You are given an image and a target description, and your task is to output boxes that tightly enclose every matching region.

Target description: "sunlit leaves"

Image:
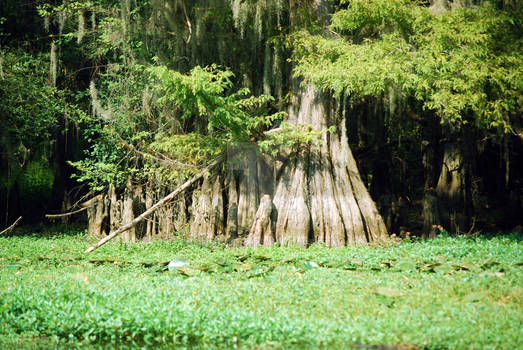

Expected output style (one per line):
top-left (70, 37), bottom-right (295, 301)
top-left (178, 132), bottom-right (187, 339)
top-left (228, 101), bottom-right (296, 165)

top-left (331, 0), bottom-right (415, 37)
top-left (1, 233), bottom-right (522, 348)
top-left (293, 1), bottom-right (522, 132)
top-left (258, 122), bottom-right (336, 156)
top-left (148, 64), bottom-right (281, 141)
top-left (149, 133), bottom-right (225, 168)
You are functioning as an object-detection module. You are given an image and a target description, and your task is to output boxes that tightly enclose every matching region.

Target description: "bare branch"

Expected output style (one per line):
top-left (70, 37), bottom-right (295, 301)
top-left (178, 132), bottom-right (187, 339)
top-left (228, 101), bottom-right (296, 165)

top-left (0, 216), bottom-right (22, 235)
top-left (46, 207), bottom-right (88, 219)
top-left (80, 194), bottom-right (105, 208)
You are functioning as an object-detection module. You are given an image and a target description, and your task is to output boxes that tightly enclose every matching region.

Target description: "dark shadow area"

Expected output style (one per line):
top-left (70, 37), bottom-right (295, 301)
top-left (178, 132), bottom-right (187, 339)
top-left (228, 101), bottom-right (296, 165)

top-left (1, 223), bottom-right (87, 239)
top-left (427, 230), bottom-right (523, 244)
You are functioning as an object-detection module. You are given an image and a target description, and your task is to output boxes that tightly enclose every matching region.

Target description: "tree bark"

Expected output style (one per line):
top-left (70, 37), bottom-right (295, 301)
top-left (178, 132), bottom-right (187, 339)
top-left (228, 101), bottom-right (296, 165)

top-left (189, 174), bottom-right (224, 241)
top-left (270, 85), bottom-right (388, 246)
top-left (121, 177), bottom-right (136, 243)
top-left (144, 184), bottom-right (154, 242)
top-left (421, 114), bottom-right (443, 238)
top-left (109, 184), bottom-right (121, 232)
top-left (245, 194), bottom-right (274, 247)
top-left (224, 173), bottom-right (238, 241)
top-left (87, 194), bottom-right (108, 238)
top-left (436, 130), bottom-right (474, 233)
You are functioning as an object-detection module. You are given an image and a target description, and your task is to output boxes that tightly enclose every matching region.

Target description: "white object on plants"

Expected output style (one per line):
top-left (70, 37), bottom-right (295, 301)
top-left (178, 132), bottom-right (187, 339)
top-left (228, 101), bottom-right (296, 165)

top-left (168, 259), bottom-right (189, 270)
top-left (303, 261), bottom-right (319, 269)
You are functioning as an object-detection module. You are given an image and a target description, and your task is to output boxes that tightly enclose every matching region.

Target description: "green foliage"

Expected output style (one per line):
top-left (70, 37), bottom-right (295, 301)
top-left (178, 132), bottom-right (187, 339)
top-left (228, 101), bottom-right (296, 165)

top-left (149, 133), bottom-right (225, 167)
top-left (259, 122), bottom-right (337, 156)
top-left (68, 158), bottom-right (127, 193)
top-left (69, 120), bottom-right (131, 192)
top-left (293, 1), bottom-right (522, 131)
top-left (331, 0), bottom-right (413, 36)
top-left (71, 62), bottom-right (285, 189)
top-left (0, 47), bottom-right (86, 203)
top-left (30, 1), bottom-right (335, 193)
top-left (148, 64), bottom-right (283, 141)
top-left (0, 233), bottom-right (522, 348)
top-left (0, 50), bottom-right (62, 148)
top-left (17, 159), bottom-right (55, 202)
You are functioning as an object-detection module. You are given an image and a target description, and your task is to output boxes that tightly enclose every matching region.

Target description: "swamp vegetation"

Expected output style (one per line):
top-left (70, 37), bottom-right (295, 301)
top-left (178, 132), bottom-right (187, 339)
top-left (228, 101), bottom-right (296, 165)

top-left (0, 231), bottom-right (522, 348)
top-left (0, 1), bottom-right (522, 347)
top-left (0, 0), bottom-right (521, 244)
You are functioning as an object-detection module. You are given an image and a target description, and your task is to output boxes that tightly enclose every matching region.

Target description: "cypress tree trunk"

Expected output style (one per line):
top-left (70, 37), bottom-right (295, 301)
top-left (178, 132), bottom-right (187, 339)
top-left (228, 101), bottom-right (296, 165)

top-left (121, 178), bottom-right (136, 243)
top-left (189, 174), bottom-right (224, 241)
top-left (272, 86), bottom-right (388, 245)
top-left (435, 129), bottom-right (475, 233)
top-left (85, 0), bottom-right (388, 246)
top-left (421, 114), bottom-right (443, 238)
top-left (87, 195), bottom-right (108, 238)
top-left (245, 194), bottom-right (274, 247)
top-left (188, 85), bottom-right (388, 246)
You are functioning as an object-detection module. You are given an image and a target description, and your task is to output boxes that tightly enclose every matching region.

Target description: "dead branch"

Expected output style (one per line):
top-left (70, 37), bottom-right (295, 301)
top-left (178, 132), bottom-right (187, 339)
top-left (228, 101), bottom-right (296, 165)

top-left (181, 0), bottom-right (192, 44)
top-left (45, 207), bottom-right (88, 219)
top-left (0, 216), bottom-right (22, 235)
top-left (85, 155), bottom-right (224, 253)
top-left (45, 193), bottom-right (102, 220)
top-left (65, 185), bottom-right (89, 208)
top-left (79, 194), bottom-right (105, 208)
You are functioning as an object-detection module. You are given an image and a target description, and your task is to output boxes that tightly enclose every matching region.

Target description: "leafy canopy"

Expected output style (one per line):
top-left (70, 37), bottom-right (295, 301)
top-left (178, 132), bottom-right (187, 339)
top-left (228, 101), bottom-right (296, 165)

top-left (0, 49), bottom-right (78, 149)
top-left (71, 62), bottom-right (285, 190)
top-left (292, 0), bottom-right (522, 131)
top-left (148, 63), bottom-right (283, 142)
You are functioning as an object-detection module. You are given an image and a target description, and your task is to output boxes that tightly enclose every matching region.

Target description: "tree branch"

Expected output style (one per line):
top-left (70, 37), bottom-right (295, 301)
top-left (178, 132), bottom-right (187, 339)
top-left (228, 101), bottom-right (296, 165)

top-left (46, 207), bottom-right (88, 219)
top-left (79, 194), bottom-right (105, 208)
top-left (0, 216), bottom-right (22, 235)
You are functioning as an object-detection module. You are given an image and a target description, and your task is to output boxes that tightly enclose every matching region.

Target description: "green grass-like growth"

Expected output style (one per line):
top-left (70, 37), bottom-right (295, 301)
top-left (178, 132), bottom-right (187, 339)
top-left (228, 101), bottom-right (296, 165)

top-left (0, 232), bottom-right (521, 349)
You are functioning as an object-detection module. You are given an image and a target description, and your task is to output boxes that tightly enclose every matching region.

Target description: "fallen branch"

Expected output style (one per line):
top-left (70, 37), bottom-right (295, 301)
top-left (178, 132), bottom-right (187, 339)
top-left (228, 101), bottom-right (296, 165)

top-left (46, 207), bottom-right (88, 219)
top-left (0, 216), bottom-right (22, 235)
top-left (85, 155), bottom-right (224, 253)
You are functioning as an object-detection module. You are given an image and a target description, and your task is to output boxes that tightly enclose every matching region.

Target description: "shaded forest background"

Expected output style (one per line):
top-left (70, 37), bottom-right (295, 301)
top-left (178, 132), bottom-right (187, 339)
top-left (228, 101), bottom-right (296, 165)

top-left (0, 0), bottom-right (521, 243)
